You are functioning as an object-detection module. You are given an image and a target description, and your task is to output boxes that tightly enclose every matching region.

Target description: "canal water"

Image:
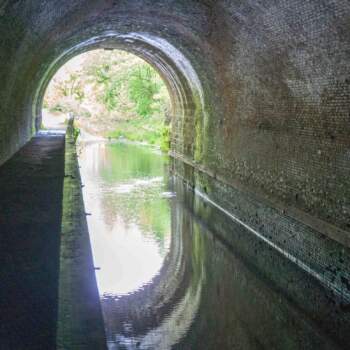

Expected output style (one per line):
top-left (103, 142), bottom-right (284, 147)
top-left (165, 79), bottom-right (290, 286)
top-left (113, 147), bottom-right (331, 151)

top-left (79, 141), bottom-right (348, 350)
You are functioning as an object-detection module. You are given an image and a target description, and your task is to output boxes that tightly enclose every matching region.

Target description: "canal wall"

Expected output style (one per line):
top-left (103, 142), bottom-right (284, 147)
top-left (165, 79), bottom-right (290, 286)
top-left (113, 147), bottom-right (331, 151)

top-left (56, 121), bottom-right (106, 350)
top-left (173, 178), bottom-right (350, 349)
top-left (0, 1), bottom-right (348, 273)
top-left (171, 155), bottom-right (350, 306)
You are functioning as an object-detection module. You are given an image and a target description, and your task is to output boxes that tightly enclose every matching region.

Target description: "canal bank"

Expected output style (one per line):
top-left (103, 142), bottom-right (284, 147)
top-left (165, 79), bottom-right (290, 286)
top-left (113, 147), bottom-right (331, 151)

top-left (56, 121), bottom-right (106, 349)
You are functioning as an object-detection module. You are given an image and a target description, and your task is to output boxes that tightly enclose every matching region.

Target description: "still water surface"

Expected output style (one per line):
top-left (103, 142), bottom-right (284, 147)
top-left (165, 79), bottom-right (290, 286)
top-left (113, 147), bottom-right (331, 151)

top-left (79, 141), bottom-right (347, 350)
top-left (79, 142), bottom-right (171, 297)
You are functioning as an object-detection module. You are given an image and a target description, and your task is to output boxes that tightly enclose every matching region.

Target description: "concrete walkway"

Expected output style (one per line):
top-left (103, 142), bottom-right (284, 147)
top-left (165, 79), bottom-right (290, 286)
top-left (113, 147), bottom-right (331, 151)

top-left (56, 123), bottom-right (106, 350)
top-left (0, 133), bottom-right (65, 349)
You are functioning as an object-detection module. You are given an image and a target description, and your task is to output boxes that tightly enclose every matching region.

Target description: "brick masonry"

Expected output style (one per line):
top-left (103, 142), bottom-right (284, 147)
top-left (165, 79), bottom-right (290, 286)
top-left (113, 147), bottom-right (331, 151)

top-left (0, 0), bottom-right (349, 289)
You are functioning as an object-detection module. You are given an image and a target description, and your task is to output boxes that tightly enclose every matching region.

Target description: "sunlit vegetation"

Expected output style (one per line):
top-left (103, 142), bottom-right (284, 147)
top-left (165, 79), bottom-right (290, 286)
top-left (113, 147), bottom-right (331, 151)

top-left (44, 50), bottom-right (171, 151)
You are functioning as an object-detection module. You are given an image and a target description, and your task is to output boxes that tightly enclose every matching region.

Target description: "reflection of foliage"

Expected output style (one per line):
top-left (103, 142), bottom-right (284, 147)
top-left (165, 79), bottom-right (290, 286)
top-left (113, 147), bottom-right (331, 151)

top-left (100, 142), bottom-right (166, 182)
top-left (97, 143), bottom-right (171, 251)
top-left (140, 196), bottom-right (170, 244)
top-left (102, 186), bottom-right (170, 248)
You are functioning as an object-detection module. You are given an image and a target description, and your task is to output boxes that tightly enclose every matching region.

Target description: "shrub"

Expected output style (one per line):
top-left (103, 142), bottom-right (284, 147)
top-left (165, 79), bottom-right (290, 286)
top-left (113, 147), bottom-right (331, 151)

top-left (128, 66), bottom-right (160, 117)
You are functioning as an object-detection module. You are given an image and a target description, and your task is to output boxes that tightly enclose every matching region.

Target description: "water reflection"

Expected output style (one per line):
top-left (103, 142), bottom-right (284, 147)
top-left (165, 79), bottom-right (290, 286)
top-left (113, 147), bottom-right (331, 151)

top-left (79, 141), bottom-right (349, 350)
top-left (79, 142), bottom-right (171, 296)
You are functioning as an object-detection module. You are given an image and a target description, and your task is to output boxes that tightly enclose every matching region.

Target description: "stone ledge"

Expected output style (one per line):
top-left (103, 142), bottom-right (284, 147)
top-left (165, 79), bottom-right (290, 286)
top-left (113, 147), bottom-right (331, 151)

top-left (170, 152), bottom-right (350, 304)
top-left (56, 120), bottom-right (106, 350)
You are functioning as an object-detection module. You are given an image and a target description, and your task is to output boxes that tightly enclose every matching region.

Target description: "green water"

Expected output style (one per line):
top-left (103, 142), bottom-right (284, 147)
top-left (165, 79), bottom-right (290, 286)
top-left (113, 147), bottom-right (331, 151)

top-left (79, 141), bottom-right (172, 296)
top-left (78, 140), bottom-right (348, 350)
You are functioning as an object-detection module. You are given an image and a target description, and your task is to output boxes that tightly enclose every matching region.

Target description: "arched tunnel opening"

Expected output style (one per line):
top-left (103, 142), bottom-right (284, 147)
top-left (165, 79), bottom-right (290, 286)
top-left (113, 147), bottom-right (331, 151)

top-left (41, 48), bottom-right (174, 291)
top-left (41, 49), bottom-right (173, 140)
top-left (34, 32), bottom-right (204, 144)
top-left (0, 1), bottom-right (349, 349)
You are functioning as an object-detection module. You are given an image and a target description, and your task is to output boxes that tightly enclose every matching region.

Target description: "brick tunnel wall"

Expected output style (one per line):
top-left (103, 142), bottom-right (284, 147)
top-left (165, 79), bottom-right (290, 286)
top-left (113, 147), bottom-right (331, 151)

top-left (0, 0), bottom-right (349, 236)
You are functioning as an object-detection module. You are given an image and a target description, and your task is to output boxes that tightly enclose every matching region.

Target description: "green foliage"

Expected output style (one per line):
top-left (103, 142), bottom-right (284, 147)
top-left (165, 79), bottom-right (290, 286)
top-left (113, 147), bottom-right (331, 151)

top-left (128, 66), bottom-right (160, 117)
top-left (74, 87), bottom-right (85, 103)
top-left (81, 111), bottom-right (91, 118)
top-left (94, 64), bottom-right (111, 84)
top-left (94, 64), bottom-right (162, 115)
top-left (44, 50), bottom-right (171, 150)
top-left (73, 125), bottom-right (80, 143)
top-left (94, 60), bottom-right (170, 148)
top-left (102, 80), bottom-right (121, 111)
top-left (50, 103), bottom-right (66, 113)
top-left (56, 82), bottom-right (69, 97)
top-left (54, 73), bottom-right (85, 104)
top-left (108, 116), bottom-right (170, 152)
top-left (160, 125), bottom-right (171, 152)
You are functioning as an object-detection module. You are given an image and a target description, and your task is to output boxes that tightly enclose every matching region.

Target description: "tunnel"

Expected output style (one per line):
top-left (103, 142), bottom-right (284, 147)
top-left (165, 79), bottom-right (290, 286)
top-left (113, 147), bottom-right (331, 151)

top-left (0, 1), bottom-right (349, 349)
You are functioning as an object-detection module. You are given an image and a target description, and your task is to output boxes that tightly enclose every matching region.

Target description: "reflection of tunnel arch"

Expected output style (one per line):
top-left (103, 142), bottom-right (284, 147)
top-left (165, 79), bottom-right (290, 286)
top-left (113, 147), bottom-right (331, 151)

top-left (101, 177), bottom-right (205, 349)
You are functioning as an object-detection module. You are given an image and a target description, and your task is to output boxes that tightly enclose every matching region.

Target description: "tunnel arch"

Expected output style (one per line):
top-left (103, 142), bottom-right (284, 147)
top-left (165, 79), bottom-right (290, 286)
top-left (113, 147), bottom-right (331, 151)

top-left (1, 1), bottom-right (350, 347)
top-left (0, 1), bottom-right (216, 172)
top-left (33, 32), bottom-right (206, 149)
top-left (0, 0), bottom-right (348, 250)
